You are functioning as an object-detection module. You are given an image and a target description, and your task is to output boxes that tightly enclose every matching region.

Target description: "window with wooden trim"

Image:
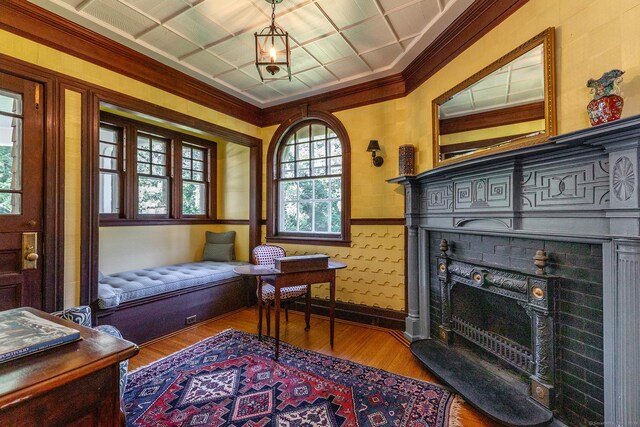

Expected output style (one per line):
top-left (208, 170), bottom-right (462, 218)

top-left (268, 118), bottom-right (350, 246)
top-left (99, 112), bottom-right (216, 225)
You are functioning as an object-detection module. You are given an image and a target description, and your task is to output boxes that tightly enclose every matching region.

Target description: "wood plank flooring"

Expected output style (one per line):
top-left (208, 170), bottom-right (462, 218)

top-left (128, 307), bottom-right (498, 426)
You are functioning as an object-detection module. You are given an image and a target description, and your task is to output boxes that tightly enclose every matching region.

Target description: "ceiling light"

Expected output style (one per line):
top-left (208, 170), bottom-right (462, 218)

top-left (255, 0), bottom-right (291, 82)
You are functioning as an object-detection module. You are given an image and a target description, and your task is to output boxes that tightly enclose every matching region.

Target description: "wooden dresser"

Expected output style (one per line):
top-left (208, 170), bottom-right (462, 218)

top-left (0, 308), bottom-right (138, 426)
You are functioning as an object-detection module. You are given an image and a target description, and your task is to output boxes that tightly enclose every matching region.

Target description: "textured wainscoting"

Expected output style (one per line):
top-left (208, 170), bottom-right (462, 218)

top-left (428, 231), bottom-right (604, 426)
top-left (262, 225), bottom-right (405, 311)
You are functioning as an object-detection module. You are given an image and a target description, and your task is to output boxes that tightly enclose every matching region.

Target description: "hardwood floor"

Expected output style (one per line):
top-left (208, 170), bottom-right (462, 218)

top-left (128, 307), bottom-right (497, 426)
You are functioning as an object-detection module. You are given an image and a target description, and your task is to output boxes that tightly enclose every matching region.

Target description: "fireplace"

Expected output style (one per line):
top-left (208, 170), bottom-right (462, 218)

top-left (390, 116), bottom-right (640, 426)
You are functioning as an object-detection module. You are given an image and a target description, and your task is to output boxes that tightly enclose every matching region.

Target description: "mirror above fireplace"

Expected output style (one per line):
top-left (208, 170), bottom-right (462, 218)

top-left (432, 28), bottom-right (556, 166)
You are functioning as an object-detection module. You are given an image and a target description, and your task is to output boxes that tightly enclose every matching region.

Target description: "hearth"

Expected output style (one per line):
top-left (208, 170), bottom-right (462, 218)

top-left (435, 239), bottom-right (557, 409)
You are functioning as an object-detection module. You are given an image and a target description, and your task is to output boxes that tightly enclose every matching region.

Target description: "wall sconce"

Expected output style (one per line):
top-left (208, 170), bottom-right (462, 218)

top-left (366, 140), bottom-right (384, 167)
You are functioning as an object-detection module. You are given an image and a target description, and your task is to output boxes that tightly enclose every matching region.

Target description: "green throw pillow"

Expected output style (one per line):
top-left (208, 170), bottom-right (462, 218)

top-left (203, 243), bottom-right (235, 262)
top-left (205, 231), bottom-right (236, 244)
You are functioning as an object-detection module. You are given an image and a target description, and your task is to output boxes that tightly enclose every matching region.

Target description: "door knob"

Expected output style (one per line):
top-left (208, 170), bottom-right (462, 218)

top-left (25, 252), bottom-right (39, 262)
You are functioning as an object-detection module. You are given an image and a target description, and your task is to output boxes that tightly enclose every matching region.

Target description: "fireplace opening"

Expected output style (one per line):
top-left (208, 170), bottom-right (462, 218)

top-left (451, 284), bottom-right (531, 350)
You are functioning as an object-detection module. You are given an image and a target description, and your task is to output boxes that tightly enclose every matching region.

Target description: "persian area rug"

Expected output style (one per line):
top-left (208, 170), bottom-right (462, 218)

top-left (124, 329), bottom-right (461, 427)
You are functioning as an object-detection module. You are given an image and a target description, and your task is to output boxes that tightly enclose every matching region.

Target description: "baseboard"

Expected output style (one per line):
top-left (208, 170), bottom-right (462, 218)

top-left (289, 298), bottom-right (405, 330)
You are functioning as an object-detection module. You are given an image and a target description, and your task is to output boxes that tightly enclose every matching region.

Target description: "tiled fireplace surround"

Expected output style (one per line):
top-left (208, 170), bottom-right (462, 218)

top-left (391, 116), bottom-right (640, 426)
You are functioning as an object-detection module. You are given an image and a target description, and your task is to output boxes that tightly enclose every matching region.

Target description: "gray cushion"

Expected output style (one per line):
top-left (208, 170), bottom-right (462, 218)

top-left (205, 231), bottom-right (236, 244)
top-left (97, 261), bottom-right (247, 309)
top-left (203, 243), bottom-right (234, 262)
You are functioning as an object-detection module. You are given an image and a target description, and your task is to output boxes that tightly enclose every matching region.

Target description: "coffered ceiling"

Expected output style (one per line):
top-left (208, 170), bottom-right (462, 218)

top-left (28, 0), bottom-right (474, 107)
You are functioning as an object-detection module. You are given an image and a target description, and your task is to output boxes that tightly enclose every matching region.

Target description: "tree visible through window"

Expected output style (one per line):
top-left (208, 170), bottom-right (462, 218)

top-left (278, 122), bottom-right (342, 234)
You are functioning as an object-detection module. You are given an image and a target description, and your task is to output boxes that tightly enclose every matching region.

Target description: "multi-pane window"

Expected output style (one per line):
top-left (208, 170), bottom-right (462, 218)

top-left (98, 125), bottom-right (122, 214)
top-left (278, 122), bottom-right (342, 234)
top-left (0, 89), bottom-right (23, 215)
top-left (136, 133), bottom-right (170, 215)
top-left (182, 144), bottom-right (207, 216)
top-left (98, 112), bottom-right (216, 223)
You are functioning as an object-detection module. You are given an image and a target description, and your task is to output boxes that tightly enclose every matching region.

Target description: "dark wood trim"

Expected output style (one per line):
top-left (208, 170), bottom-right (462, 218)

top-left (0, 54), bottom-right (63, 311)
top-left (0, 0), bottom-right (261, 126)
top-left (439, 133), bottom-right (531, 155)
top-left (99, 218), bottom-right (251, 227)
top-left (439, 101), bottom-right (545, 135)
top-left (350, 218), bottom-right (405, 226)
top-left (1, 0), bottom-right (527, 128)
top-left (403, 0), bottom-right (529, 93)
top-left (289, 298), bottom-right (405, 330)
top-left (85, 92), bottom-right (100, 309)
top-left (260, 75), bottom-right (406, 127)
top-left (266, 110), bottom-right (351, 246)
top-left (249, 143), bottom-right (262, 260)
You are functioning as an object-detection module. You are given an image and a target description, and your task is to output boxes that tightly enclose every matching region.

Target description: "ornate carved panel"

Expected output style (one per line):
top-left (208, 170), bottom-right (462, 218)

top-left (521, 159), bottom-right (610, 210)
top-left (423, 184), bottom-right (453, 212)
top-left (454, 174), bottom-right (511, 210)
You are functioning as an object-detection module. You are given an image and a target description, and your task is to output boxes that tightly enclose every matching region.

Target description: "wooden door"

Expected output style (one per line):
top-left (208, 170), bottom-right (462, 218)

top-left (0, 71), bottom-right (44, 310)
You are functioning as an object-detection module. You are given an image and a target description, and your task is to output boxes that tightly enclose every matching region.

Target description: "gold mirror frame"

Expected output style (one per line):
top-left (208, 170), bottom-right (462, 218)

top-left (432, 27), bottom-right (556, 167)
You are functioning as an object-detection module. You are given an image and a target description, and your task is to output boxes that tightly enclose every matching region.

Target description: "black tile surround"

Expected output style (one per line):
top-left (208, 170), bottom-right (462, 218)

top-left (428, 232), bottom-right (603, 425)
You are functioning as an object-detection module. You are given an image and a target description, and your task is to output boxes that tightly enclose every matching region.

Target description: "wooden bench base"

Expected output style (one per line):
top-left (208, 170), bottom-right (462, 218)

top-left (95, 277), bottom-right (254, 344)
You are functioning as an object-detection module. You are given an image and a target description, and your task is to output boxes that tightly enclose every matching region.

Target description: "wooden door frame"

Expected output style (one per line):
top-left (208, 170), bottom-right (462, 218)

top-left (0, 54), bottom-right (63, 312)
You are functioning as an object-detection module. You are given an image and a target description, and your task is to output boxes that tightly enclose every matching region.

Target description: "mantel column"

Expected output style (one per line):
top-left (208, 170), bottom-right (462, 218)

top-left (404, 183), bottom-right (423, 340)
top-left (607, 240), bottom-right (640, 426)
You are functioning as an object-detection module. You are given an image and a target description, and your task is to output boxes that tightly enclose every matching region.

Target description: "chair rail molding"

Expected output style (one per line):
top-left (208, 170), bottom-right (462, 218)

top-left (389, 114), bottom-right (640, 426)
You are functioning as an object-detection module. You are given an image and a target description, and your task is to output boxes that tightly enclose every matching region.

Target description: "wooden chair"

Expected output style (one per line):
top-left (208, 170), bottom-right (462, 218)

top-left (252, 244), bottom-right (311, 336)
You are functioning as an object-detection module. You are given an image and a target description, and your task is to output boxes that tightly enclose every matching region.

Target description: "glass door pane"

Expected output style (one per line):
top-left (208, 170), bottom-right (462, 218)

top-left (0, 90), bottom-right (23, 215)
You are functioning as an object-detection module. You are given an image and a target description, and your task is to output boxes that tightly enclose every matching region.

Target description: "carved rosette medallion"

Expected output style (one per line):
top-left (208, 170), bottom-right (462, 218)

top-left (612, 156), bottom-right (635, 201)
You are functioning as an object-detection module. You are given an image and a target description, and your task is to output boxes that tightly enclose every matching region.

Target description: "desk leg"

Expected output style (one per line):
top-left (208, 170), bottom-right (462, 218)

top-left (274, 280), bottom-right (281, 360)
top-left (257, 278), bottom-right (263, 339)
top-left (330, 274), bottom-right (335, 348)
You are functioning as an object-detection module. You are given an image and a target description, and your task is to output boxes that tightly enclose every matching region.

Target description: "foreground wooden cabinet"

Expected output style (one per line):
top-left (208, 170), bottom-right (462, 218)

top-left (0, 308), bottom-right (138, 426)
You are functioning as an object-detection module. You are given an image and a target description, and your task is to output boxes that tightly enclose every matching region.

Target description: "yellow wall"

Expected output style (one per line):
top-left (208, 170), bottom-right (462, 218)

top-left (63, 90), bottom-right (82, 307)
top-left (217, 141), bottom-right (250, 220)
top-left (99, 224), bottom-right (250, 274)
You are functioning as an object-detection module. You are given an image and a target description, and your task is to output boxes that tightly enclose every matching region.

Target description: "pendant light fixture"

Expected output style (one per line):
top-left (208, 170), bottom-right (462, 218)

top-left (255, 0), bottom-right (291, 82)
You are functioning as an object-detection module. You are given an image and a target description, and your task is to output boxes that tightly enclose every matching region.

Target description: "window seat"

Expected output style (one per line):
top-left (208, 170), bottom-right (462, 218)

top-left (95, 261), bottom-right (253, 344)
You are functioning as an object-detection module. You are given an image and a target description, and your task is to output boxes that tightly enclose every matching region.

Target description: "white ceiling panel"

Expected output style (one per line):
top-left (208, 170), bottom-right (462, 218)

top-left (124, 0), bottom-right (189, 23)
top-left (303, 33), bottom-right (354, 64)
top-left (378, 0), bottom-right (419, 13)
top-left (138, 25), bottom-right (199, 58)
top-left (325, 56), bottom-right (371, 80)
top-left (277, 4), bottom-right (335, 44)
top-left (387, 1), bottom-right (440, 40)
top-left (82, 0), bottom-right (156, 36)
top-left (295, 67), bottom-right (338, 87)
top-left (290, 48), bottom-right (321, 74)
top-left (165, 8), bottom-right (230, 47)
top-left (196, 0), bottom-right (264, 35)
top-left (30, 0), bottom-right (474, 107)
top-left (361, 43), bottom-right (403, 70)
top-left (207, 36), bottom-right (255, 68)
top-left (315, 0), bottom-right (379, 30)
top-left (218, 68), bottom-right (262, 91)
top-left (266, 78), bottom-right (310, 96)
top-left (342, 16), bottom-right (396, 53)
top-left (244, 83), bottom-right (284, 101)
top-left (57, 0), bottom-right (86, 8)
top-left (181, 50), bottom-right (234, 76)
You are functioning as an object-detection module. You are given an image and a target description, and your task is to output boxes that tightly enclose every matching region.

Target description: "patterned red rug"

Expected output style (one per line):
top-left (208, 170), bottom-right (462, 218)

top-left (124, 329), bottom-right (461, 426)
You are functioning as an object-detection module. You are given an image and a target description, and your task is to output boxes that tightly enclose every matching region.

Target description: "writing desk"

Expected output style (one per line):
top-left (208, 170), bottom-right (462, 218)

top-left (234, 261), bottom-right (346, 360)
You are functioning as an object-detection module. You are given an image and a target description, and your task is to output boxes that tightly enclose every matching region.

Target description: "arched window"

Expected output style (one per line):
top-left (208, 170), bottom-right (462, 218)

top-left (267, 116), bottom-right (350, 246)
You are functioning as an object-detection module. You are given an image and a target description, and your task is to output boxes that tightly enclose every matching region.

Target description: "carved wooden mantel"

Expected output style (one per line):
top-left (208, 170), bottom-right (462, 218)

top-left (389, 115), bottom-right (640, 426)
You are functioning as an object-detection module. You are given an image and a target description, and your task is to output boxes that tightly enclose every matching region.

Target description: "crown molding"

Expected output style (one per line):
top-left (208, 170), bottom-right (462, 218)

top-left (0, 0), bottom-right (528, 129)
